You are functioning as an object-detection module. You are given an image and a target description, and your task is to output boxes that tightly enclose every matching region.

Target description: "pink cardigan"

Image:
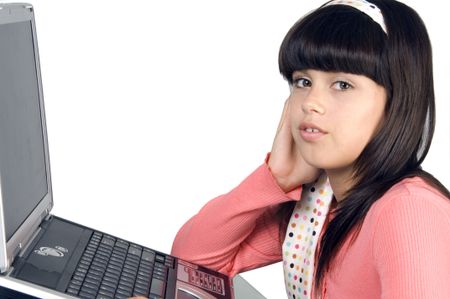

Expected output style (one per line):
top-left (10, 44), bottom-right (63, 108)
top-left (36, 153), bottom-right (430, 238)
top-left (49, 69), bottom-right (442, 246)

top-left (171, 163), bottom-right (450, 298)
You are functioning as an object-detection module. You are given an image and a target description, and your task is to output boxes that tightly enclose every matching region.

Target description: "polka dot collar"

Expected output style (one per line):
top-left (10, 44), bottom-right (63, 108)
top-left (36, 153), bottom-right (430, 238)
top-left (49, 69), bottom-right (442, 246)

top-left (282, 173), bottom-right (334, 299)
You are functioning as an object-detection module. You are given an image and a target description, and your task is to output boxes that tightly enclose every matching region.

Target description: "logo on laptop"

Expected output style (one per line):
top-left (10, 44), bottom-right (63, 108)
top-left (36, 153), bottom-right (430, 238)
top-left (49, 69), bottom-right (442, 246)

top-left (34, 246), bottom-right (68, 258)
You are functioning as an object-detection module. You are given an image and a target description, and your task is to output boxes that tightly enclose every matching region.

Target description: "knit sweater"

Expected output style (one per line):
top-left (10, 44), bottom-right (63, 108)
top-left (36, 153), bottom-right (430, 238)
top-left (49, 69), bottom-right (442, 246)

top-left (171, 163), bottom-right (450, 298)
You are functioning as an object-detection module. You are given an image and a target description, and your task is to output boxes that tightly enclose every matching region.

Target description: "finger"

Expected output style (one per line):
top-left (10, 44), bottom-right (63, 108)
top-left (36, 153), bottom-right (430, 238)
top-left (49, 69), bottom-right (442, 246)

top-left (275, 97), bottom-right (291, 134)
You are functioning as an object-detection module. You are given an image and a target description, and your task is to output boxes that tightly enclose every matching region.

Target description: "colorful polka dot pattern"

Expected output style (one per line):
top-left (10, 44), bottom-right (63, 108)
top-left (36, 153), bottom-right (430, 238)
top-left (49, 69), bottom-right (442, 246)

top-left (282, 173), bottom-right (333, 299)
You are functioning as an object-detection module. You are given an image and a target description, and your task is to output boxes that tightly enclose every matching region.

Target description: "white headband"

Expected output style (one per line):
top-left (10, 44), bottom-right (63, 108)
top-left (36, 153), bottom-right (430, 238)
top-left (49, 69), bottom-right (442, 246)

top-left (324, 0), bottom-right (387, 34)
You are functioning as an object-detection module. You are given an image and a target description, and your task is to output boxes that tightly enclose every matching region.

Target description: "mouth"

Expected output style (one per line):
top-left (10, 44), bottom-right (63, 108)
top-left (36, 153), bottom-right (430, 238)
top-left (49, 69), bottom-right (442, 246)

top-left (304, 128), bottom-right (321, 133)
top-left (299, 122), bottom-right (327, 141)
top-left (299, 122), bottom-right (327, 133)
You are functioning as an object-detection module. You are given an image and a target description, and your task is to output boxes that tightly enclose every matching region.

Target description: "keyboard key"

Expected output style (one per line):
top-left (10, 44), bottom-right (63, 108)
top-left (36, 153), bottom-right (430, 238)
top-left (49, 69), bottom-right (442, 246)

top-left (117, 283), bottom-right (133, 293)
top-left (66, 232), bottom-right (173, 299)
top-left (135, 281), bottom-right (150, 291)
top-left (128, 246), bottom-right (142, 257)
top-left (116, 288), bottom-right (132, 297)
top-left (101, 280), bottom-right (117, 290)
top-left (139, 264), bottom-right (153, 273)
top-left (126, 257), bottom-right (140, 266)
top-left (70, 279), bottom-right (83, 287)
top-left (102, 275), bottom-right (119, 285)
top-left (123, 263), bottom-right (138, 273)
top-left (115, 239), bottom-right (129, 249)
top-left (112, 251), bottom-right (126, 260)
top-left (133, 290), bottom-right (149, 297)
top-left (94, 255), bottom-right (109, 264)
top-left (86, 272), bottom-right (102, 281)
top-left (68, 282), bottom-right (82, 291)
top-left (140, 259), bottom-right (154, 267)
top-left (79, 263), bottom-right (90, 271)
top-left (98, 286), bottom-right (115, 295)
top-left (84, 277), bottom-right (101, 288)
top-left (114, 246), bottom-right (127, 253)
top-left (101, 236), bottom-right (115, 247)
top-left (106, 263), bottom-right (122, 273)
top-left (73, 273), bottom-right (85, 282)
top-left (80, 259), bottom-right (91, 267)
top-left (82, 256), bottom-right (93, 263)
top-left (93, 261), bottom-right (107, 269)
top-left (105, 270), bottom-right (121, 280)
top-left (138, 269), bottom-right (152, 278)
top-left (90, 264), bottom-right (107, 274)
top-left (155, 255), bottom-right (165, 263)
top-left (75, 266), bottom-right (88, 275)
top-left (150, 278), bottom-right (165, 297)
top-left (79, 290), bottom-right (96, 299)
top-left (133, 285), bottom-right (149, 296)
top-left (165, 256), bottom-right (175, 268)
top-left (67, 287), bottom-right (79, 296)
top-left (80, 285), bottom-right (97, 296)
top-left (97, 248), bottom-right (113, 257)
top-left (136, 274), bottom-right (150, 283)
top-left (122, 267), bottom-right (137, 276)
top-left (119, 275), bottom-right (135, 285)
top-left (93, 232), bottom-right (103, 237)
top-left (142, 250), bottom-right (155, 263)
top-left (109, 258), bottom-right (124, 267)
top-left (90, 269), bottom-right (106, 278)
top-left (82, 282), bottom-right (100, 292)
top-left (118, 280), bottom-right (134, 290)
top-left (121, 272), bottom-right (136, 281)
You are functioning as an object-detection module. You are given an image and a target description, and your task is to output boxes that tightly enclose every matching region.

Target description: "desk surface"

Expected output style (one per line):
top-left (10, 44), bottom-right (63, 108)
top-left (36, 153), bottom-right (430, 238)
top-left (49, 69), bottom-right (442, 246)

top-left (233, 275), bottom-right (266, 299)
top-left (0, 278), bottom-right (266, 299)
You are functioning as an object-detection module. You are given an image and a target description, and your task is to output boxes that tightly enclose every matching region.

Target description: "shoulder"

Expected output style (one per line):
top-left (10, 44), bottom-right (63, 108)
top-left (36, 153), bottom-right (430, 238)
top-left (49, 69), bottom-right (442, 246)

top-left (364, 178), bottom-right (450, 298)
top-left (367, 176), bottom-right (450, 225)
top-left (365, 177), bottom-right (450, 257)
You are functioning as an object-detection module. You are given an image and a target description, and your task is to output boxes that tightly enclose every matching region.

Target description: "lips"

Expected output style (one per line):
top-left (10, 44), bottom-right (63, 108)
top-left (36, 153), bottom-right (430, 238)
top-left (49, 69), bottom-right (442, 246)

top-left (299, 122), bottom-right (327, 141)
top-left (299, 122), bottom-right (327, 133)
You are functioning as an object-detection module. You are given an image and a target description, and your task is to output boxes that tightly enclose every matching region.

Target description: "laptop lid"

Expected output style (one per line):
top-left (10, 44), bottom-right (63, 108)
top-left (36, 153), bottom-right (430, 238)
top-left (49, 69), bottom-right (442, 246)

top-left (0, 3), bottom-right (53, 273)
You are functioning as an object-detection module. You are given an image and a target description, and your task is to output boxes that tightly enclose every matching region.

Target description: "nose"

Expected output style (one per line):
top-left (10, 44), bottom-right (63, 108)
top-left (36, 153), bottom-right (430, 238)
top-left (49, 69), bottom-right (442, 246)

top-left (301, 87), bottom-right (325, 115)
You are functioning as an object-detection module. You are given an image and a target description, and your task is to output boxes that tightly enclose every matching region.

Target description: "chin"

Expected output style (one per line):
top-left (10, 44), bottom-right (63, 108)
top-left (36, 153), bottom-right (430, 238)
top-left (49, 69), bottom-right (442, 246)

top-left (301, 154), bottom-right (327, 170)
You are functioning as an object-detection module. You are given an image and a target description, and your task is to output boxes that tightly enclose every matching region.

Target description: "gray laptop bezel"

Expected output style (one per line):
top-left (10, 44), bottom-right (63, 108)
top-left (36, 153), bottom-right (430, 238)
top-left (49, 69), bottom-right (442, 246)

top-left (0, 3), bottom-right (54, 273)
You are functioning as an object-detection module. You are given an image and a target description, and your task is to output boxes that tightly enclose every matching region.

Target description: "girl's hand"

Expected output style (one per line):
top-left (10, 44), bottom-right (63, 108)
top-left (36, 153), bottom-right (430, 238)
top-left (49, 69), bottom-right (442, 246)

top-left (268, 98), bottom-right (321, 192)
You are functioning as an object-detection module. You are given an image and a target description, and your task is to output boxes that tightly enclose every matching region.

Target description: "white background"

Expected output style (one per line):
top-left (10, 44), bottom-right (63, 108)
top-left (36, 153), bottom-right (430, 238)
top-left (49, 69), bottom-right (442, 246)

top-left (9, 0), bottom-right (450, 298)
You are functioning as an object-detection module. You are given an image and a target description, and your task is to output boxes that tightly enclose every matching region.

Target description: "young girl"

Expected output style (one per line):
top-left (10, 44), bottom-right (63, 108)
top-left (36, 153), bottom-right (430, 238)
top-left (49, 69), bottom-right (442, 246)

top-left (133, 0), bottom-right (450, 298)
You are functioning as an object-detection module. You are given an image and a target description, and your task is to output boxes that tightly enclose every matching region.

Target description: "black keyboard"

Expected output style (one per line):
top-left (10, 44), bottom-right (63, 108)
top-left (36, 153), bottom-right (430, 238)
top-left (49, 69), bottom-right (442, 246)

top-left (65, 231), bottom-right (175, 299)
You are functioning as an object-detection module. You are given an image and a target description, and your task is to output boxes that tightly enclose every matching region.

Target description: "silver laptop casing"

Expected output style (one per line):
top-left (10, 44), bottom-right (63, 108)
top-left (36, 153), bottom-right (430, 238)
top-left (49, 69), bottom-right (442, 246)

top-left (0, 2), bottom-right (53, 274)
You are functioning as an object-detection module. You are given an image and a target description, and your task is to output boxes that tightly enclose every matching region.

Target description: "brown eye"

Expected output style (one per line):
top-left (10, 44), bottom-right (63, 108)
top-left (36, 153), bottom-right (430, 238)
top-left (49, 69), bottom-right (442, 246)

top-left (294, 78), bottom-right (312, 88)
top-left (333, 81), bottom-right (352, 91)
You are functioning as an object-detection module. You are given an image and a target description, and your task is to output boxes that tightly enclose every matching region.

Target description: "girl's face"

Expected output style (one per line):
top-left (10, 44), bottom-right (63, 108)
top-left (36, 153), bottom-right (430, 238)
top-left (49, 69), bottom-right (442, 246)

top-left (289, 69), bottom-right (386, 176)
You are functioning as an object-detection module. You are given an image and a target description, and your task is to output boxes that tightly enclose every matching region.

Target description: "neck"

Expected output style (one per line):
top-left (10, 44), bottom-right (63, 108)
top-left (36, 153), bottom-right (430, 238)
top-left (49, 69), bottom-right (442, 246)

top-left (326, 166), bottom-right (355, 202)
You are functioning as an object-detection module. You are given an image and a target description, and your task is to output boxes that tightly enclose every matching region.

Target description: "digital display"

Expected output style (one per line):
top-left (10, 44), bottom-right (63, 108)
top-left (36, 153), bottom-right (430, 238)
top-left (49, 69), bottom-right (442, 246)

top-left (177, 263), bottom-right (226, 296)
top-left (0, 20), bottom-right (48, 241)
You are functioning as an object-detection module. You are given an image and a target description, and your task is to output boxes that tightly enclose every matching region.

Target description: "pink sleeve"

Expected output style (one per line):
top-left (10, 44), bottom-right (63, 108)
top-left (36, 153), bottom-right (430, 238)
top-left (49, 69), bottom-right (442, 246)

top-left (373, 193), bottom-right (450, 299)
top-left (171, 163), bottom-right (301, 277)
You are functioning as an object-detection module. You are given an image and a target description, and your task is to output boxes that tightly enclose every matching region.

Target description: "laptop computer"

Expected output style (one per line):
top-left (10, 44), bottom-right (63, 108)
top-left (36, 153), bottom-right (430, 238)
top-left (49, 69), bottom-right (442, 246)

top-left (0, 3), bottom-right (248, 299)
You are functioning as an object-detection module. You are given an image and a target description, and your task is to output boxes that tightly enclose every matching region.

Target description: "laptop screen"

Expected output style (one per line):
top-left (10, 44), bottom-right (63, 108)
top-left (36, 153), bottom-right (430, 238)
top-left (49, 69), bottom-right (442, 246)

top-left (0, 20), bottom-right (48, 242)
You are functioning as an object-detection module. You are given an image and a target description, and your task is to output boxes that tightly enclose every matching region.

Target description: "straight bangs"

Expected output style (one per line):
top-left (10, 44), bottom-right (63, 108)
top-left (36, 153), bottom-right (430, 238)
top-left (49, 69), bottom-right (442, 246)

top-left (279, 5), bottom-right (388, 86)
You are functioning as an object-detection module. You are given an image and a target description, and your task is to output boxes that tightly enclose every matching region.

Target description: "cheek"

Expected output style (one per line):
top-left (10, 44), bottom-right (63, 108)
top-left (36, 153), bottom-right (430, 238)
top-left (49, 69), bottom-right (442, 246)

top-left (333, 104), bottom-right (384, 154)
top-left (321, 104), bottom-right (384, 168)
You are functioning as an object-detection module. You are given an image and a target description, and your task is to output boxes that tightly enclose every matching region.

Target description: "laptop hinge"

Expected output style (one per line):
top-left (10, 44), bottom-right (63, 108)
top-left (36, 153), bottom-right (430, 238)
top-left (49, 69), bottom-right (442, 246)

top-left (13, 204), bottom-right (52, 259)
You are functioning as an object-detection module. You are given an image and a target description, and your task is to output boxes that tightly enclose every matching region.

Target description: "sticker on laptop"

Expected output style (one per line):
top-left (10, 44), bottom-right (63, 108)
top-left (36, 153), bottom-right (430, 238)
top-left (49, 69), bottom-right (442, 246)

top-left (177, 263), bottom-right (226, 296)
top-left (34, 245), bottom-right (68, 257)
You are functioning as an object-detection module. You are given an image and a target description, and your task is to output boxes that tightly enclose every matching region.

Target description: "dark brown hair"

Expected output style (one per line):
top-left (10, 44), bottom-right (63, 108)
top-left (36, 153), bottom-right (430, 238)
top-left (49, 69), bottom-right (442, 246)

top-left (277, 0), bottom-right (450, 292)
